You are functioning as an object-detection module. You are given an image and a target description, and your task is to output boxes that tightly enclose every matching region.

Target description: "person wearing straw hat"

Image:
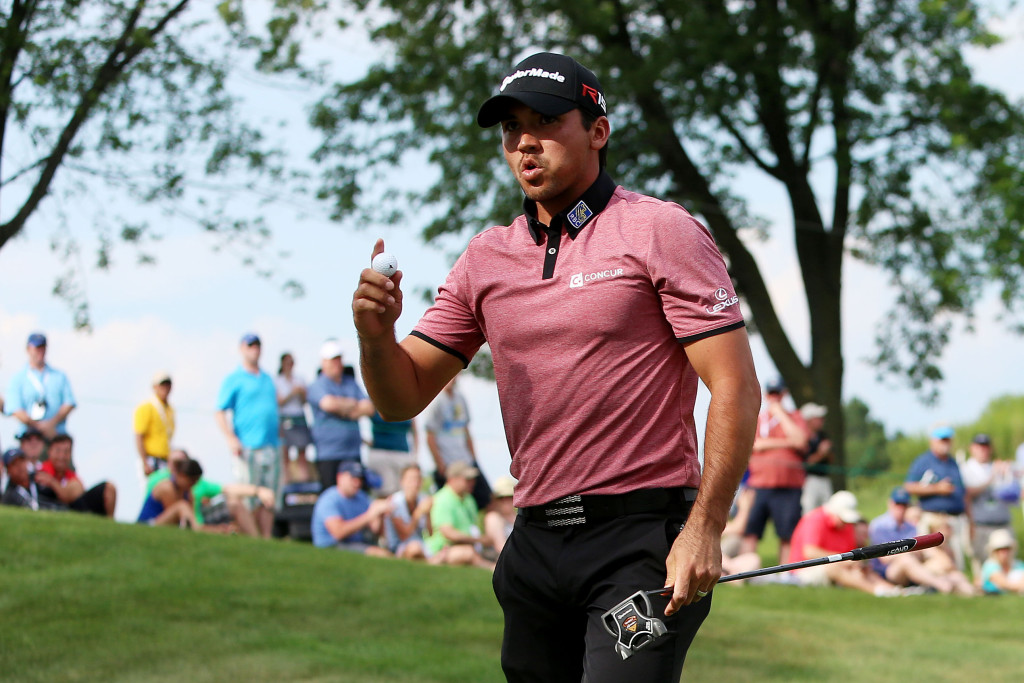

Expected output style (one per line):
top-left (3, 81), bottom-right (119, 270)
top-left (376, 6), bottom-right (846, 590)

top-left (979, 528), bottom-right (1024, 595)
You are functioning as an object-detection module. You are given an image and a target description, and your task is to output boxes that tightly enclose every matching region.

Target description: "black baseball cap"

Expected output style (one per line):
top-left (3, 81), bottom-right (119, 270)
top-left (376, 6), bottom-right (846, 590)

top-left (3, 448), bottom-right (27, 467)
top-left (477, 52), bottom-right (607, 128)
top-left (972, 433), bottom-right (992, 446)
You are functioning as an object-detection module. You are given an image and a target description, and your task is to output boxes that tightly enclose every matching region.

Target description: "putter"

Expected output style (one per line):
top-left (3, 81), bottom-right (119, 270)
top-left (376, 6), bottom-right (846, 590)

top-left (601, 532), bottom-right (944, 660)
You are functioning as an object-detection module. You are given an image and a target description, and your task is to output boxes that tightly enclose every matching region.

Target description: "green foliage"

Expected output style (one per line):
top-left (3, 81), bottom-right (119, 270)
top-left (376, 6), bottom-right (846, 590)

top-left (842, 397), bottom-right (890, 476)
top-left (0, 0), bottom-right (323, 328)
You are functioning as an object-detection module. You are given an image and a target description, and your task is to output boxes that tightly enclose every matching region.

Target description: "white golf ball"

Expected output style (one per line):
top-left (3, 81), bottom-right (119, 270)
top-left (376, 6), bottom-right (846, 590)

top-left (372, 252), bottom-right (398, 277)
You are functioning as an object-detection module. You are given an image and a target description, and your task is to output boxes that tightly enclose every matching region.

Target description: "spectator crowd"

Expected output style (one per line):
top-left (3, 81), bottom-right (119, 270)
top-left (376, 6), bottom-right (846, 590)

top-left (3, 332), bottom-right (1023, 594)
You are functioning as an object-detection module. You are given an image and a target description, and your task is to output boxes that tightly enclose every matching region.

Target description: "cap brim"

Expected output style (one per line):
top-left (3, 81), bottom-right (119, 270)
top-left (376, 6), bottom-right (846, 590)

top-left (477, 93), bottom-right (578, 127)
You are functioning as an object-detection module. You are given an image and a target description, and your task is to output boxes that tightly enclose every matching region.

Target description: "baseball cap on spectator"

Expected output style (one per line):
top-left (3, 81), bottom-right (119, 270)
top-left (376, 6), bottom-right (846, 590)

top-left (972, 433), bottom-right (992, 446)
top-left (492, 476), bottom-right (516, 498)
top-left (337, 460), bottom-right (366, 478)
top-left (477, 52), bottom-right (608, 128)
top-left (800, 403), bottom-right (828, 420)
top-left (27, 332), bottom-right (47, 347)
top-left (240, 333), bottom-right (260, 346)
top-left (320, 339), bottom-right (344, 360)
top-left (18, 427), bottom-right (45, 441)
top-left (447, 461), bottom-right (480, 480)
top-left (824, 490), bottom-right (862, 524)
top-left (931, 426), bottom-right (954, 440)
top-left (3, 448), bottom-right (27, 467)
top-left (151, 371), bottom-right (172, 386)
top-left (890, 487), bottom-right (911, 506)
top-left (764, 378), bottom-right (786, 394)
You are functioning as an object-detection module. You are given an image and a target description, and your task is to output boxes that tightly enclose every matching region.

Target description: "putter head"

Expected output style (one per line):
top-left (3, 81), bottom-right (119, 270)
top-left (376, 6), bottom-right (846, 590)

top-left (601, 590), bottom-right (669, 660)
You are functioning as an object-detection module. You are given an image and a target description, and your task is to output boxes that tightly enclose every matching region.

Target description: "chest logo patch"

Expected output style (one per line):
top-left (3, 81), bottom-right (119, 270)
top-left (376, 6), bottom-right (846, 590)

top-left (567, 200), bottom-right (593, 229)
top-left (569, 268), bottom-right (625, 288)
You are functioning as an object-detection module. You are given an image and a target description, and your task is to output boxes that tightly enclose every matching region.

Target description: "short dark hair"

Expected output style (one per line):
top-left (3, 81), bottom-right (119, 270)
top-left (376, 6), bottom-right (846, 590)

top-left (50, 434), bottom-right (73, 447)
top-left (172, 457), bottom-right (203, 480)
top-left (580, 109), bottom-right (608, 169)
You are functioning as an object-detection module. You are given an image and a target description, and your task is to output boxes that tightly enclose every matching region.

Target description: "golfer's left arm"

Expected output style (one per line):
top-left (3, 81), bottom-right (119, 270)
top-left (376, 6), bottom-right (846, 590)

top-left (665, 328), bottom-right (760, 616)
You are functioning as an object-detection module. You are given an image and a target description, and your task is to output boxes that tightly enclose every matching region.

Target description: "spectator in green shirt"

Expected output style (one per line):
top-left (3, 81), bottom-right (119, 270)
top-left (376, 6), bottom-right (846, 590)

top-left (426, 461), bottom-right (495, 569)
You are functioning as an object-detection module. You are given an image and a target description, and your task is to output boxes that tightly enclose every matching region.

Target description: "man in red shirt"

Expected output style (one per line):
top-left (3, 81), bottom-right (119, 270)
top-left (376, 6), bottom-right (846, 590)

top-left (790, 490), bottom-right (898, 595)
top-left (742, 379), bottom-right (809, 563)
top-left (34, 434), bottom-right (117, 517)
top-left (353, 52), bottom-right (761, 681)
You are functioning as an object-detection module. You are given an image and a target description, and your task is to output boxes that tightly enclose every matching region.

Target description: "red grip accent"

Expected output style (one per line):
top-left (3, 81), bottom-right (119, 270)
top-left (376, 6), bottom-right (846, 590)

top-left (912, 532), bottom-right (944, 551)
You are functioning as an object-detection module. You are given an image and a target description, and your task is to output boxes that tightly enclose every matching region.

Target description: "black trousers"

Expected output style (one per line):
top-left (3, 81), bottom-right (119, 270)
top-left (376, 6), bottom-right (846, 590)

top-left (492, 508), bottom-right (712, 682)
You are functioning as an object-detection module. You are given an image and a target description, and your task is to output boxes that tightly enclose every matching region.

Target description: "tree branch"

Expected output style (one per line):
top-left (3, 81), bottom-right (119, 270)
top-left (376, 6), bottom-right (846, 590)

top-left (0, 0), bottom-right (40, 185)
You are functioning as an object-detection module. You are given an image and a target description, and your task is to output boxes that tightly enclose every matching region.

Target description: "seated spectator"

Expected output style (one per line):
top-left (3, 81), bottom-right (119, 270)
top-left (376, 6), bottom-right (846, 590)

top-left (311, 461), bottom-right (393, 556)
top-left (790, 490), bottom-right (900, 596)
top-left (980, 529), bottom-right (1024, 595)
top-left (384, 464), bottom-right (434, 560)
top-left (147, 449), bottom-right (276, 537)
top-left (425, 461), bottom-right (495, 569)
top-left (869, 487), bottom-right (975, 595)
top-left (17, 427), bottom-right (47, 474)
top-left (137, 457), bottom-right (203, 527)
top-left (34, 434), bottom-right (116, 517)
top-left (483, 476), bottom-right (517, 556)
top-left (1, 448), bottom-right (65, 511)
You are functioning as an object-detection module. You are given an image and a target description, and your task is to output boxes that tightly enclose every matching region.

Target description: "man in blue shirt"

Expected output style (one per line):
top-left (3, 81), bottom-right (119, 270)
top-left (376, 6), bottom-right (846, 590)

top-left (904, 425), bottom-right (967, 565)
top-left (307, 340), bottom-right (375, 488)
top-left (311, 460), bottom-right (392, 556)
top-left (4, 333), bottom-right (76, 440)
top-left (215, 332), bottom-right (279, 537)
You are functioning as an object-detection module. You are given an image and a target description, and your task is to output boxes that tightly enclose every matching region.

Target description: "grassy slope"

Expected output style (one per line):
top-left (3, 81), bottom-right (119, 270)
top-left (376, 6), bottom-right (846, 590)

top-left (1, 509), bottom-right (1021, 682)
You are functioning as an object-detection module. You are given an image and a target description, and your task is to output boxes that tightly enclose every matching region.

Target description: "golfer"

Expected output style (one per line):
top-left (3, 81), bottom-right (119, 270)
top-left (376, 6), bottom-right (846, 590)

top-left (353, 52), bottom-right (760, 682)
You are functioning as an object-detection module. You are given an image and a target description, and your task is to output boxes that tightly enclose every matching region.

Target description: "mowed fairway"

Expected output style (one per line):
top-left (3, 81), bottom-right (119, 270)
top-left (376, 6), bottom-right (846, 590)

top-left (1, 509), bottom-right (1020, 682)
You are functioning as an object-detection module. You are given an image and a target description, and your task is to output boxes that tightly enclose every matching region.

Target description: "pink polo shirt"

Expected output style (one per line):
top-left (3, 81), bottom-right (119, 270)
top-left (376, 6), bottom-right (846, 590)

top-left (413, 178), bottom-right (744, 507)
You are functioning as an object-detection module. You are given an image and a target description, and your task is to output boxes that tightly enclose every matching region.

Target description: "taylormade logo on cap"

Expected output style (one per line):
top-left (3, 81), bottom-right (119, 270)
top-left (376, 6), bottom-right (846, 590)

top-left (501, 68), bottom-right (566, 91)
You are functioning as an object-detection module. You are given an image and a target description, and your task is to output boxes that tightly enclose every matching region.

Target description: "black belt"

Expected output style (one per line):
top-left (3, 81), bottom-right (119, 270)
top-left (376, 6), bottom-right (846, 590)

top-left (518, 487), bottom-right (698, 528)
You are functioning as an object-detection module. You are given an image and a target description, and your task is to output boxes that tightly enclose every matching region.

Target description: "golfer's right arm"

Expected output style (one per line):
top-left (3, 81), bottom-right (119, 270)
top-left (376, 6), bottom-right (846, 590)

top-left (354, 239), bottom-right (462, 420)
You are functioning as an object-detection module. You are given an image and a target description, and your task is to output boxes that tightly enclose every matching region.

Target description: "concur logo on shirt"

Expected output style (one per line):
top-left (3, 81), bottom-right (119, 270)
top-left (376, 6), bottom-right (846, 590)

top-left (569, 268), bottom-right (624, 288)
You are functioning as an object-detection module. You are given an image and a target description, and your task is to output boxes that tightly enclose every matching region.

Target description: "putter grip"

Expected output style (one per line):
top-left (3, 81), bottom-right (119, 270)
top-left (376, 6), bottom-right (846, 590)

top-left (848, 532), bottom-right (944, 561)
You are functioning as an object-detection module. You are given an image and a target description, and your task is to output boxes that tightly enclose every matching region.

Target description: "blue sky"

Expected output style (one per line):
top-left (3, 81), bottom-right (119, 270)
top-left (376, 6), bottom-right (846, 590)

top-left (1, 7), bottom-right (1022, 521)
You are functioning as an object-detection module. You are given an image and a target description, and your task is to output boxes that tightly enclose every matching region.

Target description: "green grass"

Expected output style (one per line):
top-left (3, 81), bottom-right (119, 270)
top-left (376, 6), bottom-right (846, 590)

top-left (1, 508), bottom-right (1021, 682)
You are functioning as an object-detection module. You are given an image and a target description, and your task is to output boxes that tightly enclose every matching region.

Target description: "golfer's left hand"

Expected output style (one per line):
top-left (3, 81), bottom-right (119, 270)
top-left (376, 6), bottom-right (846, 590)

top-left (664, 520), bottom-right (722, 616)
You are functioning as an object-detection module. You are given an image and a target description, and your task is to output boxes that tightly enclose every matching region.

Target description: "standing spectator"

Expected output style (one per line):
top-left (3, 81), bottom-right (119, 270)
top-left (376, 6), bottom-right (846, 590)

top-left (425, 461), bottom-right (495, 569)
top-left (790, 491), bottom-right (900, 596)
top-left (1, 448), bottom-right (64, 510)
top-left (137, 456), bottom-right (203, 527)
top-left (903, 426), bottom-right (967, 566)
top-left (742, 379), bottom-right (809, 563)
top-left (799, 402), bottom-right (833, 515)
top-left (17, 427), bottom-right (47, 474)
top-left (275, 352), bottom-right (314, 483)
top-left (4, 332), bottom-right (76, 440)
top-left (34, 434), bottom-right (117, 517)
top-left (426, 376), bottom-right (492, 511)
top-left (215, 332), bottom-right (279, 538)
top-left (366, 412), bottom-right (419, 497)
top-left (133, 371), bottom-right (176, 476)
top-left (980, 528), bottom-right (1024, 595)
top-left (868, 487), bottom-right (975, 595)
top-left (383, 464), bottom-right (434, 560)
top-left (961, 433), bottom-right (1015, 570)
top-left (353, 51), bottom-right (760, 680)
top-left (310, 460), bottom-right (393, 555)
top-left (308, 340), bottom-right (375, 488)
top-left (483, 476), bottom-right (517, 556)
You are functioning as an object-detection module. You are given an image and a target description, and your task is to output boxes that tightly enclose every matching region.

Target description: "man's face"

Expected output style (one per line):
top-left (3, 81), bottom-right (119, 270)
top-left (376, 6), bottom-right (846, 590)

top-left (500, 104), bottom-right (607, 214)
top-left (27, 343), bottom-right (46, 367)
top-left (241, 341), bottom-right (261, 365)
top-left (172, 470), bottom-right (198, 492)
top-left (322, 355), bottom-right (343, 381)
top-left (48, 440), bottom-right (72, 472)
top-left (969, 443), bottom-right (991, 463)
top-left (337, 471), bottom-right (362, 497)
top-left (154, 381), bottom-right (172, 402)
top-left (7, 457), bottom-right (29, 487)
top-left (449, 475), bottom-right (475, 496)
top-left (888, 500), bottom-right (907, 523)
top-left (931, 437), bottom-right (952, 458)
top-left (19, 434), bottom-right (45, 460)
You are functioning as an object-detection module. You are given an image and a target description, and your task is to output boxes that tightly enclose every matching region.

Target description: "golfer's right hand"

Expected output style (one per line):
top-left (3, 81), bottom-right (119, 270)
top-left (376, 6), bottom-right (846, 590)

top-left (353, 239), bottom-right (404, 339)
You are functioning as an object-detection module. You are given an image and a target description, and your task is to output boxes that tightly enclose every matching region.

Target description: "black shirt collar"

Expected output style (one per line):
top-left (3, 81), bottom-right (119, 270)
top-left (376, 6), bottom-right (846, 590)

top-left (524, 171), bottom-right (617, 245)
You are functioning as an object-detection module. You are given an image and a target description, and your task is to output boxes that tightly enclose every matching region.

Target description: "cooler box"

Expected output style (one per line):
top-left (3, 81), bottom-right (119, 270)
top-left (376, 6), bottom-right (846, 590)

top-left (274, 481), bottom-right (321, 541)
